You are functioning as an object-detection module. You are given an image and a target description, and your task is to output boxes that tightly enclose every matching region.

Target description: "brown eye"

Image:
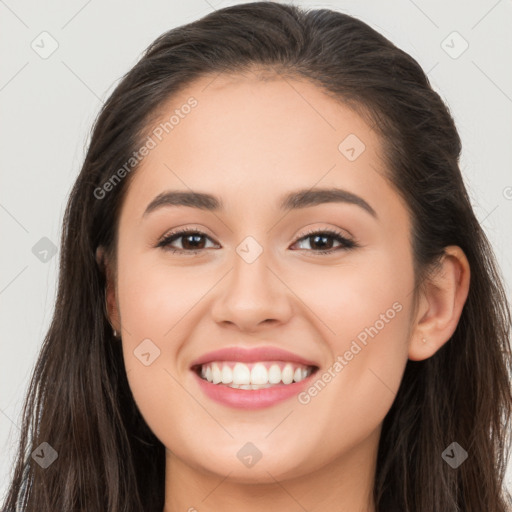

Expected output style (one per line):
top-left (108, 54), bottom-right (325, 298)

top-left (157, 229), bottom-right (217, 254)
top-left (291, 229), bottom-right (356, 254)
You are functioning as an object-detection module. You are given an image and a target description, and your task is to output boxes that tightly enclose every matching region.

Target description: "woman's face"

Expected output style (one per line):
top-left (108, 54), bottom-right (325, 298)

top-left (109, 73), bottom-right (419, 484)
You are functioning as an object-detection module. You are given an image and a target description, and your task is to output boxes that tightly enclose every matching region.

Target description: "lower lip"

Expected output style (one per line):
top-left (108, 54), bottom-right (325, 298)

top-left (192, 370), bottom-right (315, 409)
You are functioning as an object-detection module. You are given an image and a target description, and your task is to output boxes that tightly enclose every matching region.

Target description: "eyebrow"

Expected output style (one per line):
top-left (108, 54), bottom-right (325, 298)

top-left (142, 187), bottom-right (377, 218)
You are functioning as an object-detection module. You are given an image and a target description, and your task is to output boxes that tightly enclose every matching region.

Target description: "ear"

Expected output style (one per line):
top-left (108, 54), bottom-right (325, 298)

top-left (95, 246), bottom-right (121, 333)
top-left (408, 245), bottom-right (470, 361)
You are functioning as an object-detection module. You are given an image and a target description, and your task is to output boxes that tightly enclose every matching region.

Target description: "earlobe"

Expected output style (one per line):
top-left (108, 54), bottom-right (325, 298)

top-left (408, 245), bottom-right (470, 361)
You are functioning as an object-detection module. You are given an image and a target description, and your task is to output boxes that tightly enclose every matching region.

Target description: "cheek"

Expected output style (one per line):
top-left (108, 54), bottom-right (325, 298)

top-left (115, 252), bottom-right (224, 437)
top-left (292, 256), bottom-right (413, 453)
top-left (293, 247), bottom-right (413, 343)
top-left (116, 260), bottom-right (210, 455)
top-left (285, 247), bottom-right (412, 413)
top-left (117, 254), bottom-right (211, 340)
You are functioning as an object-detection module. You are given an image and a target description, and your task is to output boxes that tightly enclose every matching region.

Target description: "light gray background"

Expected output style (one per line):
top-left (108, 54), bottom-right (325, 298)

top-left (1, 0), bottom-right (511, 500)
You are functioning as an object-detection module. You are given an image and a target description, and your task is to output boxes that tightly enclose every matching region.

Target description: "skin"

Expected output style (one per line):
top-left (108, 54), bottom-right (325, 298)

top-left (99, 71), bottom-right (470, 512)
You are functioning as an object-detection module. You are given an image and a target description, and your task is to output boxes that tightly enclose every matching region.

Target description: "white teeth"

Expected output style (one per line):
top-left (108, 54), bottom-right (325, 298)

top-left (212, 363), bottom-right (222, 384)
top-left (233, 383), bottom-right (273, 390)
top-left (250, 363), bottom-right (268, 385)
top-left (282, 364), bottom-right (294, 385)
top-left (221, 365), bottom-right (233, 384)
top-left (232, 363), bottom-right (251, 385)
top-left (198, 361), bottom-right (314, 387)
top-left (268, 364), bottom-right (281, 384)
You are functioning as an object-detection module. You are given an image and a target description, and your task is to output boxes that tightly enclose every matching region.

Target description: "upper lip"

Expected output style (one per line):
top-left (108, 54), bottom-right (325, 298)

top-left (190, 346), bottom-right (319, 369)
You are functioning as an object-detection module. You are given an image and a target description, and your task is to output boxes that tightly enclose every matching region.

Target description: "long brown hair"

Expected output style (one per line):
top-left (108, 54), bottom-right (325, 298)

top-left (2, 2), bottom-right (511, 511)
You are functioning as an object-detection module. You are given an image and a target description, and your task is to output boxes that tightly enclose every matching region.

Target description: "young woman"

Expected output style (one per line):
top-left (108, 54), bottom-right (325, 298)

top-left (3, 2), bottom-right (511, 511)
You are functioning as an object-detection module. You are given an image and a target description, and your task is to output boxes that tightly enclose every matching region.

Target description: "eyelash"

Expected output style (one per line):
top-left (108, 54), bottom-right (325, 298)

top-left (156, 227), bottom-right (358, 256)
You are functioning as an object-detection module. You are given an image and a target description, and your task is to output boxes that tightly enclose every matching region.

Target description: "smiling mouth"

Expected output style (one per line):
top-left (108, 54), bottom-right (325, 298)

top-left (192, 361), bottom-right (319, 390)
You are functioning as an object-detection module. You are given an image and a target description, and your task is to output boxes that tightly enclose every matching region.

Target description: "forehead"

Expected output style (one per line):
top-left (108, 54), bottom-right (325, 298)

top-left (120, 72), bottom-right (405, 227)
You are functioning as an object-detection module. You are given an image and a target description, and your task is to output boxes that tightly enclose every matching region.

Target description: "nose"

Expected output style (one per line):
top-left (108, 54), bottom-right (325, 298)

top-left (210, 250), bottom-right (293, 333)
